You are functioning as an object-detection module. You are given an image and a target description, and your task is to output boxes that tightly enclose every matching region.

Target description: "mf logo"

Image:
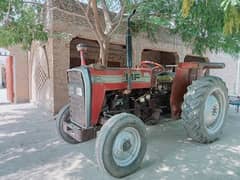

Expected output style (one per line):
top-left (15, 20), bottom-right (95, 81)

top-left (125, 72), bottom-right (141, 81)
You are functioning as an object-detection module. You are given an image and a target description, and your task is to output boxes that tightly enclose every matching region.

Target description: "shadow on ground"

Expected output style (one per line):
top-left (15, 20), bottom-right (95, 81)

top-left (0, 104), bottom-right (240, 180)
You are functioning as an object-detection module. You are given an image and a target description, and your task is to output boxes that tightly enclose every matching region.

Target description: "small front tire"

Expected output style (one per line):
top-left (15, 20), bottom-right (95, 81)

top-left (56, 104), bottom-right (79, 144)
top-left (96, 113), bottom-right (147, 178)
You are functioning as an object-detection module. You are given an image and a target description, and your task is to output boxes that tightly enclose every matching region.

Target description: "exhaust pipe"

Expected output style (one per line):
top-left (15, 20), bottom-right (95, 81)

top-left (126, 9), bottom-right (136, 90)
top-left (126, 9), bottom-right (136, 68)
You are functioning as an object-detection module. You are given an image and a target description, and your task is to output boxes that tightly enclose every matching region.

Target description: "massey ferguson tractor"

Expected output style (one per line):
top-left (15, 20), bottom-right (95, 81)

top-left (57, 10), bottom-right (228, 178)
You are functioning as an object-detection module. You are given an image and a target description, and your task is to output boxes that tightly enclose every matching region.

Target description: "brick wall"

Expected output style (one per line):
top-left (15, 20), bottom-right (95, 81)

top-left (8, 46), bottom-right (29, 103)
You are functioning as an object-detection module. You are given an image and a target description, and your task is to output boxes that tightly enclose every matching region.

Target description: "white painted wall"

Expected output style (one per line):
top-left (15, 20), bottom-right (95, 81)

top-left (0, 57), bottom-right (6, 88)
top-left (208, 52), bottom-right (239, 95)
top-left (0, 66), bottom-right (3, 88)
top-left (236, 59), bottom-right (240, 95)
top-left (0, 56), bottom-right (6, 65)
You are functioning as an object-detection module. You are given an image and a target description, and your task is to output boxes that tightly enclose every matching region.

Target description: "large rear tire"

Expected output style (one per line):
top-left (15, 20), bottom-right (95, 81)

top-left (56, 104), bottom-right (79, 144)
top-left (96, 113), bottom-right (147, 178)
top-left (181, 76), bottom-right (228, 143)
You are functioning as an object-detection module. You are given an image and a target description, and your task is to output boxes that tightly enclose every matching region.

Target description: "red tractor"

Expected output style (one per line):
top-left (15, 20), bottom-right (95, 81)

top-left (57, 10), bottom-right (228, 178)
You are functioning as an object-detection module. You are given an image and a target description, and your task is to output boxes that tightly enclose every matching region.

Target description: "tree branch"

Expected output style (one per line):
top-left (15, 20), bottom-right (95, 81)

top-left (49, 2), bottom-right (101, 42)
top-left (50, 7), bottom-right (86, 19)
top-left (77, 0), bottom-right (87, 14)
top-left (91, 0), bottom-right (105, 39)
top-left (78, 0), bottom-right (101, 42)
top-left (112, 0), bottom-right (124, 21)
top-left (3, 0), bottom-right (12, 25)
top-left (101, 0), bottom-right (113, 34)
top-left (108, 1), bottom-right (125, 37)
top-left (86, 0), bottom-right (91, 15)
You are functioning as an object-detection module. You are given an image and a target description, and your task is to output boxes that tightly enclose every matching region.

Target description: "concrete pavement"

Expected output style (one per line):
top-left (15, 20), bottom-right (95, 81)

top-left (0, 103), bottom-right (240, 180)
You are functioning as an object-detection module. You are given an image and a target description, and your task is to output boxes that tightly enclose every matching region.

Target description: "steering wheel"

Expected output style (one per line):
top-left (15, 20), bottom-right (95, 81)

top-left (140, 61), bottom-right (165, 72)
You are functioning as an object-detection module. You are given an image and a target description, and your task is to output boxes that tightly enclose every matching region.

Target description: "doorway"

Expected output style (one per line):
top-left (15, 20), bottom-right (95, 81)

top-left (70, 37), bottom-right (126, 68)
top-left (141, 49), bottom-right (179, 71)
top-left (0, 50), bottom-right (14, 104)
top-left (0, 63), bottom-right (8, 104)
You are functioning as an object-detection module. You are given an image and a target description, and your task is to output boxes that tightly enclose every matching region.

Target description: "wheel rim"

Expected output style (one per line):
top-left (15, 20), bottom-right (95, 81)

top-left (204, 88), bottom-right (226, 134)
top-left (112, 127), bottom-right (141, 167)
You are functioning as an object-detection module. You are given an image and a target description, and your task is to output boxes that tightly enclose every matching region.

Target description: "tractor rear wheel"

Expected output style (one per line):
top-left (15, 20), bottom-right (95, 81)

top-left (56, 104), bottom-right (79, 144)
top-left (181, 76), bottom-right (228, 143)
top-left (96, 113), bottom-right (147, 178)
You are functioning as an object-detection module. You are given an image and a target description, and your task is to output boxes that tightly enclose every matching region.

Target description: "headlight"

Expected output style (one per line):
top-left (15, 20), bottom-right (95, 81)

top-left (76, 87), bottom-right (83, 96)
top-left (68, 85), bottom-right (82, 96)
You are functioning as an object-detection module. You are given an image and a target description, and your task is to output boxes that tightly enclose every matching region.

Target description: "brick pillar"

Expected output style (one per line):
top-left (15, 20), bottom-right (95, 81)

top-left (6, 56), bottom-right (14, 103)
top-left (53, 38), bottom-right (70, 114)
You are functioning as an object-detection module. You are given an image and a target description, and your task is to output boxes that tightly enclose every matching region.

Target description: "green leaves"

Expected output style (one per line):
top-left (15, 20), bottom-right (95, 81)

top-left (221, 0), bottom-right (240, 34)
top-left (182, 0), bottom-right (240, 35)
top-left (128, 0), bottom-right (240, 55)
top-left (0, 0), bottom-right (47, 50)
top-left (182, 0), bottom-right (194, 17)
top-left (177, 0), bottom-right (240, 55)
top-left (128, 0), bottom-right (177, 40)
top-left (176, 0), bottom-right (224, 54)
top-left (0, 0), bottom-right (238, 56)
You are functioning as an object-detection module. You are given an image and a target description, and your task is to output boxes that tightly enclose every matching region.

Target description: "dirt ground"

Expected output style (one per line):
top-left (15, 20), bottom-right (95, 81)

top-left (0, 103), bottom-right (240, 180)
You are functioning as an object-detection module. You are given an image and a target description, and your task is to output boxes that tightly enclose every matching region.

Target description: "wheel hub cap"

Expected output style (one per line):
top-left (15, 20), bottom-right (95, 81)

top-left (203, 88), bottom-right (226, 134)
top-left (112, 127), bottom-right (141, 167)
top-left (204, 95), bottom-right (220, 126)
top-left (122, 140), bottom-right (131, 152)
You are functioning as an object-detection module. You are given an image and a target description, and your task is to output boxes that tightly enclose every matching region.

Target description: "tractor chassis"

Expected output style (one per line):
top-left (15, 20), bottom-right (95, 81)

top-left (63, 120), bottom-right (98, 142)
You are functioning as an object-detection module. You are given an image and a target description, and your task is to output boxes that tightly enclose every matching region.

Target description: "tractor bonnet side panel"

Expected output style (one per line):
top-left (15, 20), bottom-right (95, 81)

top-left (89, 67), bottom-right (152, 125)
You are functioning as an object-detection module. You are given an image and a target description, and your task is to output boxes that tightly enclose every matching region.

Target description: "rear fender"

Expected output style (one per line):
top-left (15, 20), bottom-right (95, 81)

top-left (170, 62), bottom-right (225, 119)
top-left (170, 64), bottom-right (195, 119)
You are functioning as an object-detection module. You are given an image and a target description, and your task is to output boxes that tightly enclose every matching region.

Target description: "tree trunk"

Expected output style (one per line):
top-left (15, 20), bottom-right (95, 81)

top-left (99, 39), bottom-right (110, 66)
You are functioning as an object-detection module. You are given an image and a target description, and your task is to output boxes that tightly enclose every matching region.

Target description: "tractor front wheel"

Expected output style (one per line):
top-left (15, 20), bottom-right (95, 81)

top-left (181, 76), bottom-right (228, 143)
top-left (96, 113), bottom-right (147, 178)
top-left (56, 104), bottom-right (79, 144)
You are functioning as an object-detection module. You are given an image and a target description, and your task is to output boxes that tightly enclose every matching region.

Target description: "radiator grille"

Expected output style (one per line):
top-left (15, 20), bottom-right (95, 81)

top-left (68, 71), bottom-right (87, 127)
